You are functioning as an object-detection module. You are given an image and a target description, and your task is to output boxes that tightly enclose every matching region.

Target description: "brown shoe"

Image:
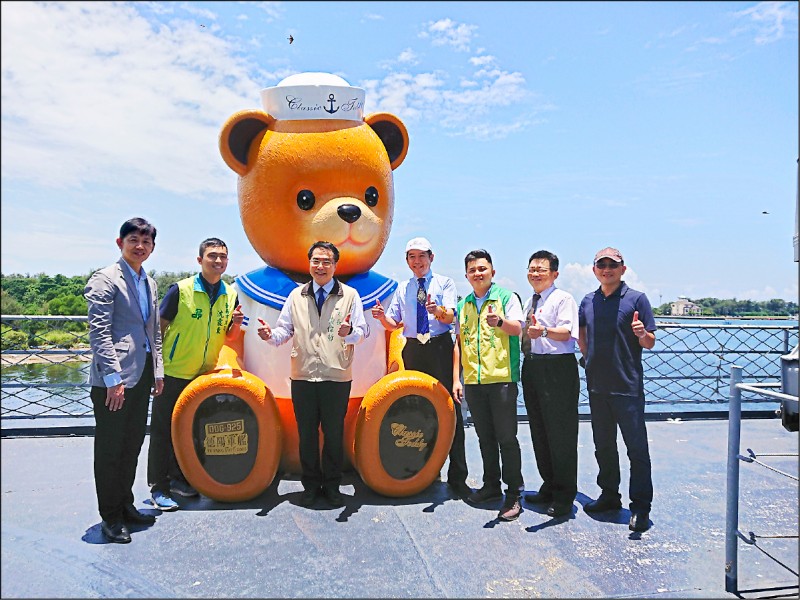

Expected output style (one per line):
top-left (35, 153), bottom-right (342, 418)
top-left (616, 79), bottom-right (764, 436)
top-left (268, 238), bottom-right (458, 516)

top-left (498, 496), bottom-right (522, 521)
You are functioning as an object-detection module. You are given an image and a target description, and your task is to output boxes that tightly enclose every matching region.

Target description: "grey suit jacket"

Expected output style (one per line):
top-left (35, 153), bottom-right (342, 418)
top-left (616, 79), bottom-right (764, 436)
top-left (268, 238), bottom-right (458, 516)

top-left (85, 257), bottom-right (164, 388)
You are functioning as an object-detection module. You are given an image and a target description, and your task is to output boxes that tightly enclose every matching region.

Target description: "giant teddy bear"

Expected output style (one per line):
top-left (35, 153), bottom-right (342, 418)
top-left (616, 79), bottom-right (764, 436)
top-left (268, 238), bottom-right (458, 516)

top-left (171, 73), bottom-right (456, 501)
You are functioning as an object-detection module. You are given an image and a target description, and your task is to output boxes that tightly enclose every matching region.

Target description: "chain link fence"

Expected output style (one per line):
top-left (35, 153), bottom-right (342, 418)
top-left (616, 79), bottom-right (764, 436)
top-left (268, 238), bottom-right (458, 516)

top-left (1, 315), bottom-right (797, 418)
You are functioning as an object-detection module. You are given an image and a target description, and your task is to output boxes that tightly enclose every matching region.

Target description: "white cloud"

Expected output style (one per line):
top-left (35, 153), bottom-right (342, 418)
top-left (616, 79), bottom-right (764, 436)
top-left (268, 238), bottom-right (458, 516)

top-left (0, 2), bottom-right (272, 200)
top-left (420, 18), bottom-right (477, 52)
top-left (469, 54), bottom-right (495, 67)
top-left (362, 12), bottom-right (384, 21)
top-left (251, 1), bottom-right (283, 23)
top-left (733, 1), bottom-right (798, 45)
top-left (362, 66), bottom-right (540, 140)
top-left (558, 263), bottom-right (653, 301)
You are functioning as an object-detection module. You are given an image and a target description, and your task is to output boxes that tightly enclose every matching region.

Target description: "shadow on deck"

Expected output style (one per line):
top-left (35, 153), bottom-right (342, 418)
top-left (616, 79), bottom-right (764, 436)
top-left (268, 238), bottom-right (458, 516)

top-left (1, 418), bottom-right (797, 598)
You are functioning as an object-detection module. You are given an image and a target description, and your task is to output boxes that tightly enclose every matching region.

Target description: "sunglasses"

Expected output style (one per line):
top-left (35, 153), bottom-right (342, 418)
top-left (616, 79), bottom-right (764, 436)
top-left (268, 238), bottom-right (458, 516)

top-left (595, 261), bottom-right (621, 270)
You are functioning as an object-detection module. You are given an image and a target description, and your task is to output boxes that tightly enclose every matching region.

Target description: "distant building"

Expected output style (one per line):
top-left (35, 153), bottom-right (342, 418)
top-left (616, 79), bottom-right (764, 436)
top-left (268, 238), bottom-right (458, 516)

top-left (671, 296), bottom-right (703, 316)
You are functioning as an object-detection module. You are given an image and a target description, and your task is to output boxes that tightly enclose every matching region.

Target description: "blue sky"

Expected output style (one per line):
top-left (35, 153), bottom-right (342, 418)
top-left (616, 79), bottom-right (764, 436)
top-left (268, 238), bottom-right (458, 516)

top-left (1, 1), bottom-right (798, 306)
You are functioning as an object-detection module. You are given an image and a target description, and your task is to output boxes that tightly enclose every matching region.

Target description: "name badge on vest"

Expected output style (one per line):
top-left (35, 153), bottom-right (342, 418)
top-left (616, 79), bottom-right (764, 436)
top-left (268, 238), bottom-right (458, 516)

top-left (416, 332), bottom-right (431, 344)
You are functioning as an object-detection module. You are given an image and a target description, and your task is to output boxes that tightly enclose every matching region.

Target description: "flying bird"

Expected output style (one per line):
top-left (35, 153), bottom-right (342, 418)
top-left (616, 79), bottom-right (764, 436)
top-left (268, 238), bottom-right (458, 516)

top-left (762, 211), bottom-right (769, 214)
top-left (288, 35), bottom-right (294, 44)
top-left (200, 24), bottom-right (206, 28)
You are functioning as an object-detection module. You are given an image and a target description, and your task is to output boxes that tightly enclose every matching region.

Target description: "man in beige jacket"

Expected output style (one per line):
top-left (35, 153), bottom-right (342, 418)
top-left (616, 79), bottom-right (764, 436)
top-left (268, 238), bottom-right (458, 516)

top-left (257, 241), bottom-right (367, 508)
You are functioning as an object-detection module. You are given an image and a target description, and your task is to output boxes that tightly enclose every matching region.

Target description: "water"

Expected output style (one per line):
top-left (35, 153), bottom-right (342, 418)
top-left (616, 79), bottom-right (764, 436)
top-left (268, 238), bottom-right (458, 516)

top-left (2, 317), bottom-right (797, 417)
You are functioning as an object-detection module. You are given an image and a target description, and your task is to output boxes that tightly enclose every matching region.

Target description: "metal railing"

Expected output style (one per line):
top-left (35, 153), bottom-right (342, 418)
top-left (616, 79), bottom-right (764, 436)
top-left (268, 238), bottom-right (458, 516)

top-left (725, 366), bottom-right (799, 596)
top-left (1, 315), bottom-right (798, 418)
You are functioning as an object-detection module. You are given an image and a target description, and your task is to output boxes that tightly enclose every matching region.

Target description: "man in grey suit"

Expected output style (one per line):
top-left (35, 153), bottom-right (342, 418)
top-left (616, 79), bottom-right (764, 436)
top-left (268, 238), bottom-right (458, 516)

top-left (85, 217), bottom-right (164, 543)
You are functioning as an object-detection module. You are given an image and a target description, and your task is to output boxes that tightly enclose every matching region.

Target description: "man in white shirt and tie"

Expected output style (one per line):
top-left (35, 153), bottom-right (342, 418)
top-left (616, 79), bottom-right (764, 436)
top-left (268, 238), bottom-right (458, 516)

top-left (371, 237), bottom-right (469, 499)
top-left (520, 250), bottom-right (581, 518)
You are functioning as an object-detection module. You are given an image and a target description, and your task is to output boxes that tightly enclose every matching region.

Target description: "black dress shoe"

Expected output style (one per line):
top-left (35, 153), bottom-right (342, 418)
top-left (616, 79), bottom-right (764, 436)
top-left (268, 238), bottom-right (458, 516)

top-left (322, 487), bottom-right (345, 508)
top-left (546, 501), bottom-right (573, 517)
top-left (101, 520), bottom-right (131, 544)
top-left (523, 491), bottom-right (553, 505)
top-left (584, 495), bottom-right (623, 513)
top-left (447, 481), bottom-right (473, 499)
top-left (629, 512), bottom-right (651, 532)
top-left (466, 486), bottom-right (503, 505)
top-left (298, 488), bottom-right (320, 507)
top-left (123, 504), bottom-right (156, 525)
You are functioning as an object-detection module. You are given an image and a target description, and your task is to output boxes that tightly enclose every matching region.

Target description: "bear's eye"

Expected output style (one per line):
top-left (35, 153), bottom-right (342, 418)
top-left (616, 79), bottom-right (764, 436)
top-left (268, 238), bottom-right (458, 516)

top-left (365, 186), bottom-right (379, 207)
top-left (297, 190), bottom-right (315, 211)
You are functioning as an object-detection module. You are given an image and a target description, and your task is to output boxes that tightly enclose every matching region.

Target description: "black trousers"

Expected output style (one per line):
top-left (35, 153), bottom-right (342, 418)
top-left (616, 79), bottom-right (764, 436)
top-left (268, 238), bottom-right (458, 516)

top-left (402, 334), bottom-right (468, 485)
top-left (147, 374), bottom-right (193, 493)
top-left (522, 353), bottom-right (579, 504)
top-left (589, 391), bottom-right (653, 513)
top-left (90, 354), bottom-right (153, 523)
top-left (291, 379), bottom-right (351, 492)
top-left (464, 382), bottom-right (523, 494)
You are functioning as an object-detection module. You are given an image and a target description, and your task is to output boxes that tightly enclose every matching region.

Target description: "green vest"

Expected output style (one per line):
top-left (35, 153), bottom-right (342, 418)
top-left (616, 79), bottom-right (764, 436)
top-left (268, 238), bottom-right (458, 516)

top-left (162, 275), bottom-right (237, 379)
top-left (457, 284), bottom-right (520, 385)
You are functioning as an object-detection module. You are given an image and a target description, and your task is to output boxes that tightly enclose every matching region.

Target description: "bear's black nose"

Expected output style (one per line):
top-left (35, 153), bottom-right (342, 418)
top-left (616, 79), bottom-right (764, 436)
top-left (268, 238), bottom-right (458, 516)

top-left (337, 204), bottom-right (361, 223)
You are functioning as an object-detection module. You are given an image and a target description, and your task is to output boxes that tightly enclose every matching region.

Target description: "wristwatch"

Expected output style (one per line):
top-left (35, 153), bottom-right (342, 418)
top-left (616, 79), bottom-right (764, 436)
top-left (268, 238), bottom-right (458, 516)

top-left (541, 327), bottom-right (548, 338)
top-left (496, 317), bottom-right (504, 328)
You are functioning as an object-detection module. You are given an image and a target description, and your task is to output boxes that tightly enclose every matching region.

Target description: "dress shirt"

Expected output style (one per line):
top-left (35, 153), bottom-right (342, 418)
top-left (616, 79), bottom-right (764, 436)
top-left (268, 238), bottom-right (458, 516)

top-left (267, 279), bottom-right (367, 347)
top-left (522, 284), bottom-right (579, 355)
top-left (386, 271), bottom-right (457, 338)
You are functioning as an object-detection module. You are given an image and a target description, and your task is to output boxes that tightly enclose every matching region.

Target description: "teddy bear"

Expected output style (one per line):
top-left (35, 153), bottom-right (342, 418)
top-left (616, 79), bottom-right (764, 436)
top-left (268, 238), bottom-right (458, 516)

top-left (171, 73), bottom-right (455, 501)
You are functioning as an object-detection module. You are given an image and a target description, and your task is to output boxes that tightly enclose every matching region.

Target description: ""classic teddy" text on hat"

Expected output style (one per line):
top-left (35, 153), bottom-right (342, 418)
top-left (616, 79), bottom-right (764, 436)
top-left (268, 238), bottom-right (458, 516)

top-left (261, 72), bottom-right (365, 122)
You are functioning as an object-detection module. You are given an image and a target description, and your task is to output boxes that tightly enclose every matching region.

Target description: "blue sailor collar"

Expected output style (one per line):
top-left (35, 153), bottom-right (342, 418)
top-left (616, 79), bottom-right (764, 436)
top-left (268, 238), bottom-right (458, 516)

top-left (236, 265), bottom-right (397, 311)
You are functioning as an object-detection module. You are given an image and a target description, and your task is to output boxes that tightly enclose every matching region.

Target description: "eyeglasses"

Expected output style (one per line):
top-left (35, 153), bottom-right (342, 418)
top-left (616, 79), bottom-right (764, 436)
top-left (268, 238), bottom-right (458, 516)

top-left (595, 261), bottom-right (621, 270)
top-left (527, 268), bottom-right (551, 274)
top-left (310, 258), bottom-right (334, 267)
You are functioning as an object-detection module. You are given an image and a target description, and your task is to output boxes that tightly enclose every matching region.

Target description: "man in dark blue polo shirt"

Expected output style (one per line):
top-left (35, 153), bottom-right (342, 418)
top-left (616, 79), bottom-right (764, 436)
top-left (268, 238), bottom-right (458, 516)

top-left (578, 247), bottom-right (657, 532)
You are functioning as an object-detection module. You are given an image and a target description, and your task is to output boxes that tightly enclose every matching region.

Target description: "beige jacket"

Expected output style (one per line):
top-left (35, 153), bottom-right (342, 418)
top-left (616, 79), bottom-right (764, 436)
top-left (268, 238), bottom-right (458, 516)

top-left (287, 280), bottom-right (360, 382)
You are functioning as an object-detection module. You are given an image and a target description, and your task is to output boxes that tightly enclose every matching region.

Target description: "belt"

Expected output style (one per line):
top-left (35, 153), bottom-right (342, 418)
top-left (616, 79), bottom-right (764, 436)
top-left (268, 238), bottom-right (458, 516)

top-left (524, 353), bottom-right (574, 360)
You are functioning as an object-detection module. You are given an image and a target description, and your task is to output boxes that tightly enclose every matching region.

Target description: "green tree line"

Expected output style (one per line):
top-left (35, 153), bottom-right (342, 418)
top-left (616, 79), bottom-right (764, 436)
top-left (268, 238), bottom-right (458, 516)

top-left (655, 297), bottom-right (798, 317)
top-left (0, 271), bottom-right (233, 350)
top-left (1, 272), bottom-right (795, 318)
top-left (1, 271), bottom-right (234, 316)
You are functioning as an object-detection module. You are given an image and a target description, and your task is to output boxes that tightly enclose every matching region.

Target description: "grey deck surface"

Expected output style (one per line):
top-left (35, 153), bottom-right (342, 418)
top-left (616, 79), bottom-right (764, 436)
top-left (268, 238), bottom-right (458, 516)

top-left (1, 418), bottom-right (797, 598)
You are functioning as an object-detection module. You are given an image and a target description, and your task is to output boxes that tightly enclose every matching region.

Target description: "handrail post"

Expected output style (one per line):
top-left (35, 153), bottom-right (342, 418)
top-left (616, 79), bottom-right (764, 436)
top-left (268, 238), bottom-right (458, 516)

top-left (725, 365), bottom-right (743, 593)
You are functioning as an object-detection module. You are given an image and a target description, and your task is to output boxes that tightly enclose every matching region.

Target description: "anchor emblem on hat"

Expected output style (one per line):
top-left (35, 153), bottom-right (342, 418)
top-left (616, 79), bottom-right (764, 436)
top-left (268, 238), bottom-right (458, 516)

top-left (324, 93), bottom-right (339, 115)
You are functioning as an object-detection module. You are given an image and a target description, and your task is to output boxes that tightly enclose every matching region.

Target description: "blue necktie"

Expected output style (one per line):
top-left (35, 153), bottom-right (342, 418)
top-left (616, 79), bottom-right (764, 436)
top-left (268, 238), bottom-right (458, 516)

top-left (416, 278), bottom-right (429, 335)
top-left (316, 287), bottom-right (325, 315)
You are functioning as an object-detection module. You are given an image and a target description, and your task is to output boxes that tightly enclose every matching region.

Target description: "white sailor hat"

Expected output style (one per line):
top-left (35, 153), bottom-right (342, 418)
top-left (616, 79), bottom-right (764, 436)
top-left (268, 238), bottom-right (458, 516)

top-left (260, 72), bottom-right (365, 122)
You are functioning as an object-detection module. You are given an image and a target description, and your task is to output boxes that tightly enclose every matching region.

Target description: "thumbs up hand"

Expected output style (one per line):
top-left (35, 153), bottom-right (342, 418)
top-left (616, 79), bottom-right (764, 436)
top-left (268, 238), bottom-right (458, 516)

top-left (486, 303), bottom-right (501, 327)
top-left (371, 299), bottom-right (385, 320)
top-left (338, 312), bottom-right (353, 337)
top-left (631, 310), bottom-right (646, 339)
top-left (425, 293), bottom-right (438, 314)
top-left (527, 312), bottom-right (544, 339)
top-left (257, 317), bottom-right (273, 341)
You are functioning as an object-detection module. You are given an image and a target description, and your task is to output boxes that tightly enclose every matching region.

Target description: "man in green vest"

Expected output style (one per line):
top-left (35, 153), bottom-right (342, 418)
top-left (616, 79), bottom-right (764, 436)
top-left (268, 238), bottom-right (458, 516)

top-left (147, 237), bottom-right (243, 511)
top-left (452, 249), bottom-right (526, 521)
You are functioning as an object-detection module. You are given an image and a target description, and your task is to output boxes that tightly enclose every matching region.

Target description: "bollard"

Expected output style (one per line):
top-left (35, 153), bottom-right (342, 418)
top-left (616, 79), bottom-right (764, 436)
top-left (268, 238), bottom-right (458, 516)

top-left (725, 365), bottom-right (743, 594)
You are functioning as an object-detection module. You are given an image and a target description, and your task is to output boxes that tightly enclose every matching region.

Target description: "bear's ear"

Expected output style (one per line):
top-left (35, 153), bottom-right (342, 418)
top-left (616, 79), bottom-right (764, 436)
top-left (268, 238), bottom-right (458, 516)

top-left (219, 110), bottom-right (275, 176)
top-left (365, 113), bottom-right (409, 170)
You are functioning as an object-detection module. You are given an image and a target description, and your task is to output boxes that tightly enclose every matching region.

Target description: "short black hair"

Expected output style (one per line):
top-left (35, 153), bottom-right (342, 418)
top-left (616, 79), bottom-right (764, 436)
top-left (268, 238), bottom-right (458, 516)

top-left (464, 249), bottom-right (492, 271)
top-left (528, 250), bottom-right (559, 272)
top-left (199, 237), bottom-right (227, 258)
top-left (308, 241), bottom-right (340, 263)
top-left (119, 217), bottom-right (156, 242)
